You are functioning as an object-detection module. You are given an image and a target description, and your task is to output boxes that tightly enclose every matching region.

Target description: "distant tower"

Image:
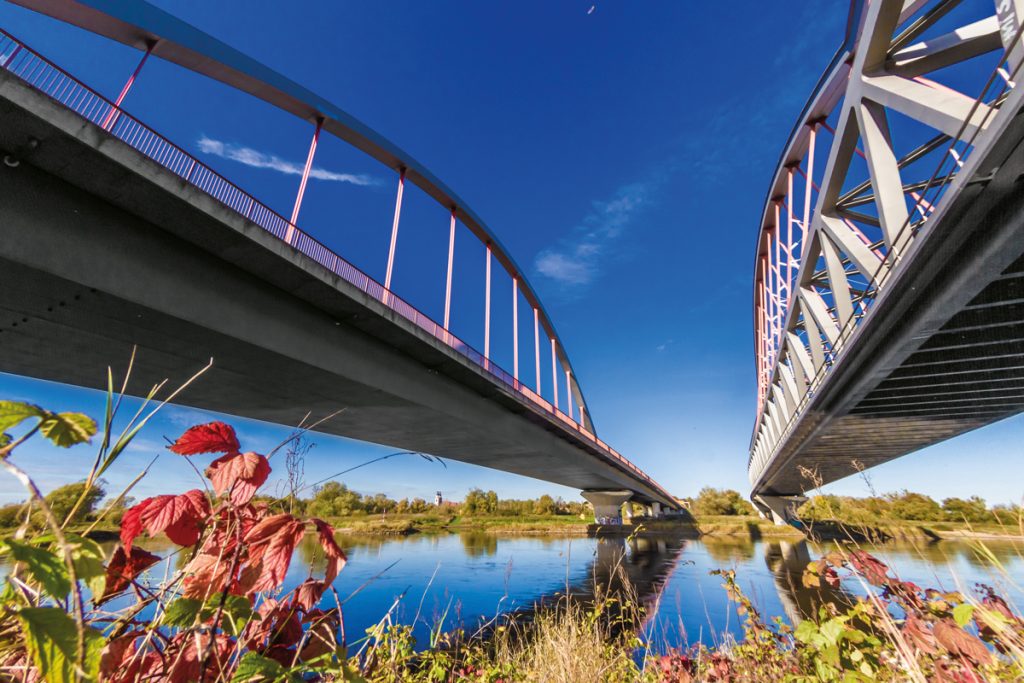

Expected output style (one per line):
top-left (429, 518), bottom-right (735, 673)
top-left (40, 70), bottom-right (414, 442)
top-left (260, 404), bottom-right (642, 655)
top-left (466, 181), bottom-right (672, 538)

top-left (435, 491), bottom-right (443, 506)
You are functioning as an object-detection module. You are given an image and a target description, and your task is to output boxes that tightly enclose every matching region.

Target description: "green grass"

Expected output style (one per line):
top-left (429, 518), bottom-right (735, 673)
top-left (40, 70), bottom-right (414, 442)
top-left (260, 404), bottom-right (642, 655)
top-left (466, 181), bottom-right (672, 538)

top-left (322, 512), bottom-right (591, 535)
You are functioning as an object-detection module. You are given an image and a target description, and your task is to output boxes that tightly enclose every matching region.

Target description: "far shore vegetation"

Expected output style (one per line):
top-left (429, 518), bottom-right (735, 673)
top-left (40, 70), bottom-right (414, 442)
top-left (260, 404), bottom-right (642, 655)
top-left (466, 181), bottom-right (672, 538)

top-left (5, 477), bottom-right (1019, 541)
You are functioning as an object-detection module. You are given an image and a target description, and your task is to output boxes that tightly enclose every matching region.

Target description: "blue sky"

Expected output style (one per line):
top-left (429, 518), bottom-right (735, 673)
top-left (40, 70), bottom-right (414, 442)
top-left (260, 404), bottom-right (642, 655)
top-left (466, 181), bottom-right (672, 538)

top-left (1, 1), bottom-right (1021, 507)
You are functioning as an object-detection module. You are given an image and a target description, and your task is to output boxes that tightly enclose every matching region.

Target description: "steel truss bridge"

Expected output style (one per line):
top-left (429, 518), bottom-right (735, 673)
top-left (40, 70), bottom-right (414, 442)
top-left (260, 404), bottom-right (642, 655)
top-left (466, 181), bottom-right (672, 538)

top-left (750, 0), bottom-right (1024, 521)
top-left (0, 0), bottom-right (676, 510)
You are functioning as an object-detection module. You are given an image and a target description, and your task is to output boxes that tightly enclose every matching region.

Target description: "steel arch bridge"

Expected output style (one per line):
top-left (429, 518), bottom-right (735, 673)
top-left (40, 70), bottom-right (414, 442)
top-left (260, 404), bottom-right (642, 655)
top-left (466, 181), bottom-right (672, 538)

top-left (0, 0), bottom-right (676, 509)
top-left (750, 0), bottom-right (1024, 521)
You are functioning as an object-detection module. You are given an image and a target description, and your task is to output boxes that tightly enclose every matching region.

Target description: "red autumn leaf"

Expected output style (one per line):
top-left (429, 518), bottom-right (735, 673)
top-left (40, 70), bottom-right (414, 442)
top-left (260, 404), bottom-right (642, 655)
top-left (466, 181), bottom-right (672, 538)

top-left (299, 613), bottom-right (337, 662)
top-left (121, 490), bottom-right (210, 550)
top-left (847, 549), bottom-right (890, 586)
top-left (169, 421), bottom-right (240, 456)
top-left (119, 497), bottom-right (152, 550)
top-left (933, 618), bottom-right (994, 666)
top-left (182, 552), bottom-right (236, 599)
top-left (293, 579), bottom-right (326, 611)
top-left (98, 546), bottom-right (161, 604)
top-left (205, 451), bottom-right (270, 505)
top-left (902, 614), bottom-right (938, 655)
top-left (98, 630), bottom-right (147, 682)
top-left (164, 632), bottom-right (234, 683)
top-left (311, 518), bottom-right (347, 585)
top-left (243, 513), bottom-right (306, 593)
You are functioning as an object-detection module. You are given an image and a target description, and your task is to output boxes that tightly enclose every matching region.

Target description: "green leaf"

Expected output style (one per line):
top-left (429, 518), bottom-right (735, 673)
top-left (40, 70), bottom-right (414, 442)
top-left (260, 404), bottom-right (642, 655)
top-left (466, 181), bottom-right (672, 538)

top-left (202, 594), bottom-right (253, 635)
top-left (18, 607), bottom-right (103, 683)
top-left (794, 619), bottom-right (818, 644)
top-left (231, 652), bottom-right (288, 682)
top-left (39, 413), bottom-right (97, 448)
top-left (953, 603), bottom-right (975, 628)
top-left (66, 535), bottom-right (106, 601)
top-left (0, 401), bottom-right (44, 433)
top-left (161, 597), bottom-right (203, 628)
top-left (0, 433), bottom-right (11, 448)
top-left (820, 619), bottom-right (844, 645)
top-left (4, 539), bottom-right (70, 598)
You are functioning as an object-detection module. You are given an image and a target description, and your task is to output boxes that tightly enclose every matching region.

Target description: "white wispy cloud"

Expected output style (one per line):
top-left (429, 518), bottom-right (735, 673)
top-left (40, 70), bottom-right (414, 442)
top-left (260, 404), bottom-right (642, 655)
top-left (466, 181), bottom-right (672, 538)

top-left (197, 136), bottom-right (378, 186)
top-left (534, 181), bottom-right (651, 288)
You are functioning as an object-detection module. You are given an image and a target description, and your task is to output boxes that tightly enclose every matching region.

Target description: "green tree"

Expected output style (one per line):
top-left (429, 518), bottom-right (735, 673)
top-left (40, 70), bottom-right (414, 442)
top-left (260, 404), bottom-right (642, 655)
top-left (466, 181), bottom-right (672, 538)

top-left (942, 496), bottom-right (990, 523)
top-left (887, 491), bottom-right (942, 521)
top-left (533, 494), bottom-right (556, 516)
top-left (308, 482), bottom-right (363, 517)
top-left (0, 502), bottom-right (26, 529)
top-left (462, 488), bottom-right (486, 515)
top-left (44, 480), bottom-right (105, 526)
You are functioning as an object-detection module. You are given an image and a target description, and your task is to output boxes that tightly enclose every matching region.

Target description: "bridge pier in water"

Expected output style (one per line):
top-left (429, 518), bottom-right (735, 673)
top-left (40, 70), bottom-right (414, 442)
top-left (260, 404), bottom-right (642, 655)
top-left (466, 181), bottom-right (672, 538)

top-left (581, 490), bottom-right (633, 525)
top-left (753, 494), bottom-right (806, 527)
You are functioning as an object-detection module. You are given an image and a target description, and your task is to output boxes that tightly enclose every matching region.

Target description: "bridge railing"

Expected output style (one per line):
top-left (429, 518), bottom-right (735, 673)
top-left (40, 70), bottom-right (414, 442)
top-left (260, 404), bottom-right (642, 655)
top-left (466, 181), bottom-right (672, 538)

top-left (748, 3), bottom-right (1024, 487)
top-left (0, 28), bottom-right (674, 503)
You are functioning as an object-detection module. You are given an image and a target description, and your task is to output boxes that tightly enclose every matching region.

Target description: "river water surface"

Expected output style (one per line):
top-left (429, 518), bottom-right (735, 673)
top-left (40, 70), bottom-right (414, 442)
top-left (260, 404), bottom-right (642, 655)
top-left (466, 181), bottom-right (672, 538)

top-left (7, 533), bottom-right (1022, 650)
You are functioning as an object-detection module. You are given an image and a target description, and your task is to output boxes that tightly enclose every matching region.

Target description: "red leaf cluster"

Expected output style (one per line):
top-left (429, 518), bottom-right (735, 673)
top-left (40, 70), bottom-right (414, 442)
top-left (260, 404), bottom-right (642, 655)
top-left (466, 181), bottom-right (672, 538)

top-left (169, 421), bottom-right (240, 455)
top-left (99, 421), bottom-right (351, 679)
top-left (121, 489), bottom-right (210, 550)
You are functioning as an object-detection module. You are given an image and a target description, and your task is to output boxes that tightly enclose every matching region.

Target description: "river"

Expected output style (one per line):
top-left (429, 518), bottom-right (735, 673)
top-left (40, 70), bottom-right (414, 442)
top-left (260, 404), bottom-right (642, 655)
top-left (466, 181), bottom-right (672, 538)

top-left (6, 533), bottom-right (1022, 650)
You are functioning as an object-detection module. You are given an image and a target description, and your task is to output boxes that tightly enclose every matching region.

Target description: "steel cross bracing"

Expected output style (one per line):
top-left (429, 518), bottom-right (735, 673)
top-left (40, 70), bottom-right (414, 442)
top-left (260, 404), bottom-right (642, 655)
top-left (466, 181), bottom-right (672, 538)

top-left (750, 0), bottom-right (1024, 493)
top-left (0, 0), bottom-right (675, 505)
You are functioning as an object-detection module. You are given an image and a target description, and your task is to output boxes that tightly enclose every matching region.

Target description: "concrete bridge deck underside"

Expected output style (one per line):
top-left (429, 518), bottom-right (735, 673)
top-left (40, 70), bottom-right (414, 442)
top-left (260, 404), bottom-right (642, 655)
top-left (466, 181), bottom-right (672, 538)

top-left (0, 71), bottom-right (675, 508)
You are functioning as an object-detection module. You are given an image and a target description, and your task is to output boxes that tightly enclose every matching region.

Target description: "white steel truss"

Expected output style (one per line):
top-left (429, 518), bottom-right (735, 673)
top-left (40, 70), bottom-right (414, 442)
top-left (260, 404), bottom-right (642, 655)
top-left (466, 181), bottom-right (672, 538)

top-left (749, 0), bottom-right (1024, 487)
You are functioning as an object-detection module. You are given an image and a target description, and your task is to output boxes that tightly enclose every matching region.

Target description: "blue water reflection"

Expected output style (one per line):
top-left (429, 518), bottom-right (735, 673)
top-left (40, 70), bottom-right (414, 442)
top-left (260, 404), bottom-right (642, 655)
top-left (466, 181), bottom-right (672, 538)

top-left (4, 533), bottom-right (1021, 651)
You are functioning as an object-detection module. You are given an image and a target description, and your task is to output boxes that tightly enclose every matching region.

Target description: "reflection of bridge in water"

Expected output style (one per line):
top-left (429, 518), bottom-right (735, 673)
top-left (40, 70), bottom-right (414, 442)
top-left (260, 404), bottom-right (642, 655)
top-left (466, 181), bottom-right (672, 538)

top-left (474, 536), bottom-right (687, 639)
top-left (763, 540), bottom-right (853, 625)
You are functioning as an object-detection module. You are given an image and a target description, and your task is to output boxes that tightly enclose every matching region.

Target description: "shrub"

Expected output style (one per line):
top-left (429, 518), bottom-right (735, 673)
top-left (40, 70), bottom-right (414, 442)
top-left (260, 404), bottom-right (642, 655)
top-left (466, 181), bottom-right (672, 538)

top-left (691, 487), bottom-right (755, 516)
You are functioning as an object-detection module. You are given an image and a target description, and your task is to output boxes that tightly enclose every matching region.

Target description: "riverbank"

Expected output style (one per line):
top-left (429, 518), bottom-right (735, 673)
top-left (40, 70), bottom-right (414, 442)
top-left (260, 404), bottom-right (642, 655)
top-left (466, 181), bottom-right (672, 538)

top-left (315, 512), bottom-right (1024, 542)
top-left (324, 512), bottom-right (592, 536)
top-left (5, 512), bottom-right (1020, 543)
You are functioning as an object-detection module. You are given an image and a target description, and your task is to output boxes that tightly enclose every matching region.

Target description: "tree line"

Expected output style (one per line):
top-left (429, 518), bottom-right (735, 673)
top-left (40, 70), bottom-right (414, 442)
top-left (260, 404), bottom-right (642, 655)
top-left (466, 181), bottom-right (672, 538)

top-left (797, 491), bottom-right (1021, 525)
top-left (0, 480), bottom-right (591, 529)
top-left (303, 482), bottom-right (586, 518)
top-left (677, 487), bottom-right (1021, 526)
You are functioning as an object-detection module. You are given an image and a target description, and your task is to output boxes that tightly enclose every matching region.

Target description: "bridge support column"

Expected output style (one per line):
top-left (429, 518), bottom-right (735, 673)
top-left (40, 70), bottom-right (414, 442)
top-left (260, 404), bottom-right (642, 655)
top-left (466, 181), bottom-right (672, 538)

top-left (644, 502), bottom-right (662, 518)
top-left (581, 490), bottom-right (632, 525)
top-left (753, 494), bottom-right (807, 527)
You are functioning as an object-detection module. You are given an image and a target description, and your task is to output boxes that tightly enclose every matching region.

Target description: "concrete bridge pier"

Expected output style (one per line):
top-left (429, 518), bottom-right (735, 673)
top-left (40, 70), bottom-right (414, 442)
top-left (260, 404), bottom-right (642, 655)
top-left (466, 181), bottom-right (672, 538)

top-left (753, 494), bottom-right (807, 527)
top-left (582, 490), bottom-right (633, 524)
top-left (644, 502), bottom-right (663, 518)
